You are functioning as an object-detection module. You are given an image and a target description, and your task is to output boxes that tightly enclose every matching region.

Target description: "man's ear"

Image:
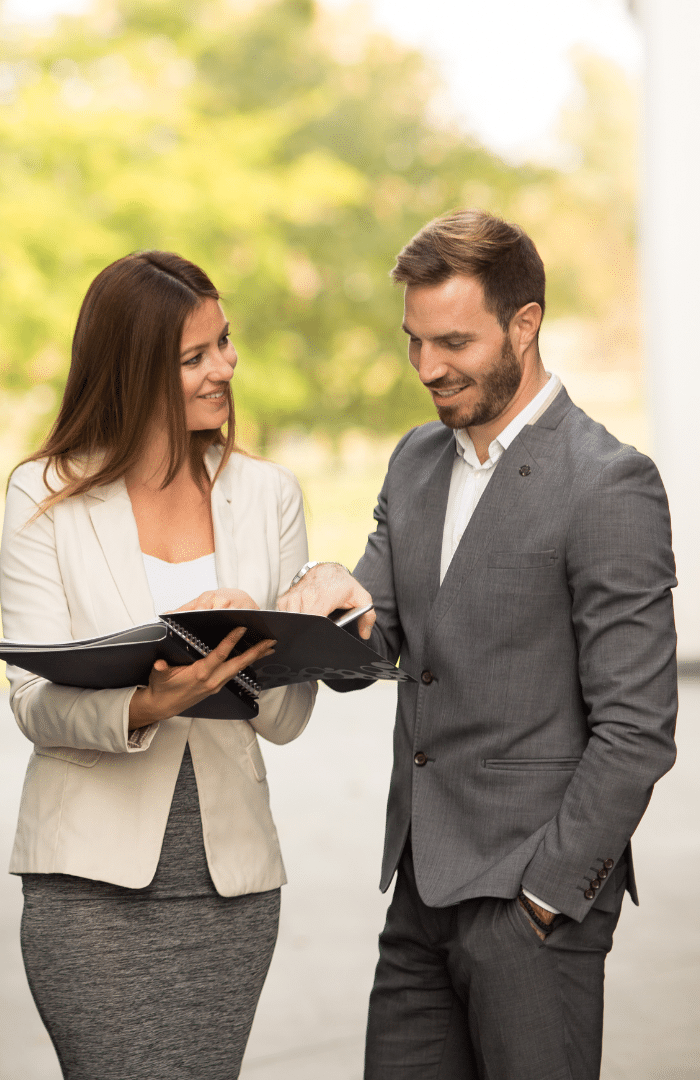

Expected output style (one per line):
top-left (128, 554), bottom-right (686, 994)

top-left (511, 302), bottom-right (542, 353)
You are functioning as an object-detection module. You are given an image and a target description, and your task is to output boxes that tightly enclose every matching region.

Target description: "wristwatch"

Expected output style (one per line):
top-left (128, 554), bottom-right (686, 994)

top-left (290, 561), bottom-right (320, 588)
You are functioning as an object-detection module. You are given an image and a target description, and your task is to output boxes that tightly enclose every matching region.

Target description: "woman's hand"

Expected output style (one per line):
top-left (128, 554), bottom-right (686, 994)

top-left (128, 626), bottom-right (275, 729)
top-left (171, 588), bottom-right (259, 612)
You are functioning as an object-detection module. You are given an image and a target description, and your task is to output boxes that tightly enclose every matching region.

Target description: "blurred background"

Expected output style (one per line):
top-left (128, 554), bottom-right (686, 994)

top-left (0, 0), bottom-right (648, 568)
top-left (1, 0), bottom-right (698, 1077)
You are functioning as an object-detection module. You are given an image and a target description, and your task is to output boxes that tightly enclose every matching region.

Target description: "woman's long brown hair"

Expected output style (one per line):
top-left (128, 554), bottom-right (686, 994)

top-left (21, 251), bottom-right (236, 511)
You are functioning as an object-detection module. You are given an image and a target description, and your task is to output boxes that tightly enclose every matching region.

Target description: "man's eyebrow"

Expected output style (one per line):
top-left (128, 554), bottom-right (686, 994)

top-left (180, 322), bottom-right (230, 357)
top-left (401, 323), bottom-right (477, 343)
top-left (434, 331), bottom-right (476, 343)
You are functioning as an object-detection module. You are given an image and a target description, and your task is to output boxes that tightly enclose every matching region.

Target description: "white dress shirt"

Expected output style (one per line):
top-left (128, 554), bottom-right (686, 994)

top-left (440, 373), bottom-right (561, 583)
top-left (440, 373), bottom-right (563, 915)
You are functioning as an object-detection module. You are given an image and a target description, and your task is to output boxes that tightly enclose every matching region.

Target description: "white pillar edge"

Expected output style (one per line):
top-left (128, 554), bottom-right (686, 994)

top-left (638, 0), bottom-right (700, 664)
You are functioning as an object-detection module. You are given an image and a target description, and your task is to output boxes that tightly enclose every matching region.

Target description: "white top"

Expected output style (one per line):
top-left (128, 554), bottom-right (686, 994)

top-left (142, 552), bottom-right (218, 615)
top-left (440, 374), bottom-right (561, 582)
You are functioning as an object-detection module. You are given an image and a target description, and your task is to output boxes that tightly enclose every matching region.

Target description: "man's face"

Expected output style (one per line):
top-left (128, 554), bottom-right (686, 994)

top-left (403, 274), bottom-right (523, 431)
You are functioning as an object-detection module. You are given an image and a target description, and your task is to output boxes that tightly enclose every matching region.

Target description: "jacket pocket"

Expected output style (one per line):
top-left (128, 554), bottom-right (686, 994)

top-left (483, 757), bottom-right (581, 771)
top-left (487, 549), bottom-right (557, 569)
top-left (245, 737), bottom-right (267, 782)
top-left (34, 745), bottom-right (102, 768)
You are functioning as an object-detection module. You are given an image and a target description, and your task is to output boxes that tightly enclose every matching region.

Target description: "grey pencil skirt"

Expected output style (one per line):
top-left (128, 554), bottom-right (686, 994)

top-left (20, 745), bottom-right (280, 1080)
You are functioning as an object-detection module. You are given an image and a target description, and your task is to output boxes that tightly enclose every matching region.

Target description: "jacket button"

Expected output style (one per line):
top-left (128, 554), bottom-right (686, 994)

top-left (584, 889), bottom-right (595, 900)
top-left (604, 859), bottom-right (614, 869)
top-left (598, 867), bottom-right (608, 879)
top-left (421, 670), bottom-right (434, 685)
top-left (414, 751), bottom-right (428, 767)
top-left (590, 878), bottom-right (601, 890)
top-left (519, 464), bottom-right (531, 476)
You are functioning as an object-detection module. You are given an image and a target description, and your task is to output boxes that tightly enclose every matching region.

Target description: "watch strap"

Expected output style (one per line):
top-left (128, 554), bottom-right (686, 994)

top-left (290, 560), bottom-right (320, 588)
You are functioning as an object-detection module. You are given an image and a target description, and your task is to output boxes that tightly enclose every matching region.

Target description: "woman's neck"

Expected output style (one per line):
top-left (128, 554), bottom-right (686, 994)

top-left (125, 426), bottom-right (206, 493)
top-left (124, 429), bottom-right (215, 562)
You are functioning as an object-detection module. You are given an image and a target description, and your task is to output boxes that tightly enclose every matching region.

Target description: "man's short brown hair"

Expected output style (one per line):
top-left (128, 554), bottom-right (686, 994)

top-left (391, 209), bottom-right (545, 332)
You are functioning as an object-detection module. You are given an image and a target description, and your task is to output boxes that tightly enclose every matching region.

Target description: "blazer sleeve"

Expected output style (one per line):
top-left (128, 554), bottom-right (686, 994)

top-left (352, 468), bottom-right (404, 664)
top-left (322, 431), bottom-right (415, 696)
top-left (252, 466), bottom-right (317, 744)
top-left (352, 430), bottom-right (424, 663)
top-left (0, 469), bottom-right (154, 755)
top-left (521, 449), bottom-right (678, 920)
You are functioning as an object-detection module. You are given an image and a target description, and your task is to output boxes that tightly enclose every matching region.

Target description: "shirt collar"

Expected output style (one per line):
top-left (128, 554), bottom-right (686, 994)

top-left (455, 372), bottom-right (560, 468)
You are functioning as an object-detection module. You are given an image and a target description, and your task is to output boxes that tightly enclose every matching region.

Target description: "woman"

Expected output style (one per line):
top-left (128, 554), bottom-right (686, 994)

top-left (0, 251), bottom-right (317, 1079)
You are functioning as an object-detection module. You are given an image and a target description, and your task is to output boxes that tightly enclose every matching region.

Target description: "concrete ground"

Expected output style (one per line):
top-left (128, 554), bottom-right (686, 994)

top-left (0, 680), bottom-right (698, 1080)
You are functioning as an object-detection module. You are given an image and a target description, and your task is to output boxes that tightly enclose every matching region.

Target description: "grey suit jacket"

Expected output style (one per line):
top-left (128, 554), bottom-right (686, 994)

top-left (350, 386), bottom-right (677, 922)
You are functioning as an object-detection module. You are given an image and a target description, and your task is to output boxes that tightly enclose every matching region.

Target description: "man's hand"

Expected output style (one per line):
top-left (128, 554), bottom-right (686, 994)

top-left (518, 895), bottom-right (556, 942)
top-left (277, 562), bottom-right (376, 640)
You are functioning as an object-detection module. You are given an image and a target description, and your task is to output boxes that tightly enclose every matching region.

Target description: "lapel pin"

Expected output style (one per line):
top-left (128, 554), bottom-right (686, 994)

top-left (519, 465), bottom-right (531, 476)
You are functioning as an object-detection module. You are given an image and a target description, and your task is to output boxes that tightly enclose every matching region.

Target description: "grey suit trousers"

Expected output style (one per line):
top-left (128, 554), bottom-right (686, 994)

top-left (365, 842), bottom-right (626, 1080)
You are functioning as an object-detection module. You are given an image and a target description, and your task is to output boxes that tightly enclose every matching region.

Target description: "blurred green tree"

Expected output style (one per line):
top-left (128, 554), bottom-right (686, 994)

top-left (0, 0), bottom-right (637, 453)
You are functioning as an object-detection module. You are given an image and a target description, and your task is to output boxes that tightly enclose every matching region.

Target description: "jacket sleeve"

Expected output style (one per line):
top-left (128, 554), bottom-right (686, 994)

top-left (324, 431), bottom-right (415, 694)
top-left (0, 468), bottom-right (155, 755)
top-left (352, 468), bottom-right (404, 664)
top-left (252, 466), bottom-right (317, 744)
top-left (521, 449), bottom-right (678, 921)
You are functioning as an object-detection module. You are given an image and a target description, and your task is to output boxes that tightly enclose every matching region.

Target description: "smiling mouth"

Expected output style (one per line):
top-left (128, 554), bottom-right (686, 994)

top-left (199, 389), bottom-right (226, 400)
top-left (430, 384), bottom-right (472, 400)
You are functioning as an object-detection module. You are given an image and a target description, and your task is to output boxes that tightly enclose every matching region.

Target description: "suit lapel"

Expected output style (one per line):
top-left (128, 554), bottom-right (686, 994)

top-left (430, 387), bottom-right (573, 627)
top-left (210, 472), bottom-right (239, 590)
top-left (407, 436), bottom-right (457, 608)
top-left (88, 479), bottom-right (156, 625)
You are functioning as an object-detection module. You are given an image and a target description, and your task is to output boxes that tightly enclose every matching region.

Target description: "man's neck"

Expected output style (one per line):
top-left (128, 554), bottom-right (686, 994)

top-left (467, 362), bottom-right (549, 463)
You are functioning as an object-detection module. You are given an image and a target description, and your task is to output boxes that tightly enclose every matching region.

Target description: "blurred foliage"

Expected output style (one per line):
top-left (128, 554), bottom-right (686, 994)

top-left (0, 0), bottom-right (638, 452)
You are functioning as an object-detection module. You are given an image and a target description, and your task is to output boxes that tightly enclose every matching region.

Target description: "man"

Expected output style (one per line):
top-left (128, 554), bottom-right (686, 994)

top-left (278, 209), bottom-right (677, 1079)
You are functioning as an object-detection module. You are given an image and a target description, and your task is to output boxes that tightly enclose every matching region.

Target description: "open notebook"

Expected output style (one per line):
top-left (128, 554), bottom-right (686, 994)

top-left (0, 605), bottom-right (412, 720)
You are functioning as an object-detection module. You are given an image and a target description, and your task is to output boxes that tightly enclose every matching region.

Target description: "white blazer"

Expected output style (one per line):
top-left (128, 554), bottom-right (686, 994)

top-left (0, 447), bottom-right (317, 895)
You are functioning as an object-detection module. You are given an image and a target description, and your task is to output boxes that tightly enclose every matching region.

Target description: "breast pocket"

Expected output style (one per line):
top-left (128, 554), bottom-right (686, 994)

top-left (486, 550), bottom-right (561, 614)
top-left (487, 550), bottom-right (558, 569)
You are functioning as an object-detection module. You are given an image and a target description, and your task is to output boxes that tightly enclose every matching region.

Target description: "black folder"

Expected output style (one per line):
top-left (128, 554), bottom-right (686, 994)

top-left (0, 606), bottom-right (411, 720)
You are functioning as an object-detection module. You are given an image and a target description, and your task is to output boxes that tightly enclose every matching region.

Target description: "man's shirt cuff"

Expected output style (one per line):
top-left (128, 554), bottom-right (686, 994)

top-left (522, 888), bottom-right (561, 915)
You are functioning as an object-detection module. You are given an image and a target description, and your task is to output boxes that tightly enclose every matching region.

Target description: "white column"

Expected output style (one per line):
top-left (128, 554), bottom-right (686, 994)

top-left (638, 0), bottom-right (700, 662)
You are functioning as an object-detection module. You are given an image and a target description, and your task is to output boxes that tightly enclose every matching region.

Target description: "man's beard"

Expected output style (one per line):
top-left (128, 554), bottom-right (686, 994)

top-left (430, 337), bottom-right (523, 431)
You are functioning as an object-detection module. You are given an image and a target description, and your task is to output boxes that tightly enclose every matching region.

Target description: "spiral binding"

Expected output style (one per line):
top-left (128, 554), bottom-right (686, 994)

top-left (162, 616), bottom-right (262, 700)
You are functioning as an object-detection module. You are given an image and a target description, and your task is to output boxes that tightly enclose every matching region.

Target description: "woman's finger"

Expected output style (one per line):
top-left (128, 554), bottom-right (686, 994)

top-left (171, 589), bottom-right (260, 613)
top-left (218, 638), bottom-right (276, 678)
top-left (207, 626), bottom-right (248, 663)
top-left (168, 592), bottom-right (210, 613)
top-left (197, 625), bottom-right (275, 673)
top-left (188, 635), bottom-right (275, 696)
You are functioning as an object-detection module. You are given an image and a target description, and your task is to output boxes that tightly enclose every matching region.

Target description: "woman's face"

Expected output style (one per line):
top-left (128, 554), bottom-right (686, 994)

top-left (180, 298), bottom-right (237, 431)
